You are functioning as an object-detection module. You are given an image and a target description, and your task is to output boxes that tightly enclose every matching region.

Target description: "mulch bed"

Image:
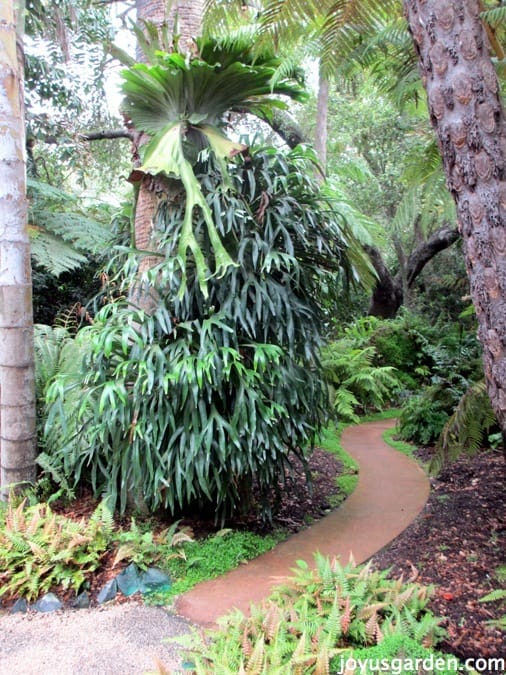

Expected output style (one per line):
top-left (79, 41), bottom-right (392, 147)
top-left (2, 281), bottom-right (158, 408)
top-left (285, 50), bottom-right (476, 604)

top-left (371, 447), bottom-right (505, 669)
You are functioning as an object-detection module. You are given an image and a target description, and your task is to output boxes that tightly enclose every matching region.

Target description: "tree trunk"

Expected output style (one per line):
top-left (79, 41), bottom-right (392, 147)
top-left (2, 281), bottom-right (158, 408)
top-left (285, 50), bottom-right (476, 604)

top-left (366, 224), bottom-right (460, 318)
top-left (0, 0), bottom-right (36, 496)
top-left (404, 0), bottom-right (506, 433)
top-left (133, 0), bottom-right (203, 297)
top-left (314, 67), bottom-right (329, 174)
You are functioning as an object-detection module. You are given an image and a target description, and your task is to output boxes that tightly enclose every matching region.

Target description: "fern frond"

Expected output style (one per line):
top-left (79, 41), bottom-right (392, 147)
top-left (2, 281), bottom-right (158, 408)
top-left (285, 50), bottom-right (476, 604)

top-left (432, 380), bottom-right (496, 474)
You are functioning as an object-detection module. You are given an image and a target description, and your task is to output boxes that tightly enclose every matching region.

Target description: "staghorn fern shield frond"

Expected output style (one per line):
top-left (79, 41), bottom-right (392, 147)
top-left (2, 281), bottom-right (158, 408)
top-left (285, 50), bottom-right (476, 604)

top-left (120, 35), bottom-right (308, 295)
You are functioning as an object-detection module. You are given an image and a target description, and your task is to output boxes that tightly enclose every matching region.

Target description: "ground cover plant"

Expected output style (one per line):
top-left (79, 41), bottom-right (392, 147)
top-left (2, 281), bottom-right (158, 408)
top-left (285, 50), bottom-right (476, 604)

top-left (0, 426), bottom-right (351, 607)
top-left (173, 555), bottom-right (452, 674)
top-left (0, 497), bottom-right (278, 607)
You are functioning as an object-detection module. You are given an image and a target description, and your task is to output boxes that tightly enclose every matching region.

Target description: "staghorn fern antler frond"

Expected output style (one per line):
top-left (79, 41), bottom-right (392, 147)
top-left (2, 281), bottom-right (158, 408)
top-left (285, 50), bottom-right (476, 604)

top-left (121, 34), bottom-right (308, 296)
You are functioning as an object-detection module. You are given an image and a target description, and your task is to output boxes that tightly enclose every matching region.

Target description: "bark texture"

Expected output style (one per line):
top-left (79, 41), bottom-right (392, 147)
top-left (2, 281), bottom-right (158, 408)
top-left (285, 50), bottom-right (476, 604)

top-left (404, 0), bottom-right (506, 432)
top-left (0, 1), bottom-right (36, 495)
top-left (133, 0), bottom-right (203, 294)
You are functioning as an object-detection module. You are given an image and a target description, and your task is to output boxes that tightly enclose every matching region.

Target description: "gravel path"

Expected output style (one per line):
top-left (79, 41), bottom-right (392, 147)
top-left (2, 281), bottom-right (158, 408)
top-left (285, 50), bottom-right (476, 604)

top-left (0, 602), bottom-right (193, 674)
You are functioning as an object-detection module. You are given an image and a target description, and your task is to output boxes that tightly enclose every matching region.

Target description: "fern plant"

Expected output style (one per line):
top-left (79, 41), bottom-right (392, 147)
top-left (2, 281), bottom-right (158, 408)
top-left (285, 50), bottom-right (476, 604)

top-left (28, 178), bottom-right (112, 277)
top-left (174, 555), bottom-right (444, 674)
top-left (321, 343), bottom-right (401, 422)
top-left (0, 499), bottom-right (113, 601)
top-left (479, 566), bottom-right (506, 633)
top-left (113, 519), bottom-right (193, 570)
top-left (430, 380), bottom-right (497, 474)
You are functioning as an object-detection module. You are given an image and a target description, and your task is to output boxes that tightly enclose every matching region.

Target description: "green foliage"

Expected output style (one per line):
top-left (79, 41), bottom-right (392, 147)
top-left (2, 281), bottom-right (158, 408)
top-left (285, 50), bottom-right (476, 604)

top-left (121, 34), bottom-right (307, 293)
top-left (113, 520), bottom-right (193, 571)
top-left (174, 555), bottom-right (444, 673)
top-left (479, 566), bottom-right (506, 633)
top-left (0, 499), bottom-right (113, 601)
top-left (155, 529), bottom-right (281, 602)
top-left (393, 318), bottom-right (484, 447)
top-left (28, 179), bottom-right (112, 277)
top-left (318, 425), bottom-right (359, 505)
top-left (43, 145), bottom-right (367, 521)
top-left (397, 389), bottom-right (452, 446)
top-left (367, 312), bottom-right (436, 389)
top-left (321, 343), bottom-right (401, 423)
top-left (431, 381), bottom-right (497, 474)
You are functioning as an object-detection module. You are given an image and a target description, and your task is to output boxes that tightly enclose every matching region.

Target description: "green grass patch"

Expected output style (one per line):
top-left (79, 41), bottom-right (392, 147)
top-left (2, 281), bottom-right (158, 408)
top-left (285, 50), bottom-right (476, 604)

top-left (382, 425), bottom-right (431, 473)
top-left (147, 529), bottom-right (282, 604)
top-left (360, 407), bottom-right (402, 422)
top-left (318, 424), bottom-right (359, 507)
top-left (382, 425), bottom-right (415, 458)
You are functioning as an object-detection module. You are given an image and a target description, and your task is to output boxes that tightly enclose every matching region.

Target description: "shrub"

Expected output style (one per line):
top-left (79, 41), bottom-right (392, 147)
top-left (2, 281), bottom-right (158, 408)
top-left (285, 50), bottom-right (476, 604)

top-left (397, 388), bottom-right (452, 446)
top-left (43, 146), bottom-right (368, 521)
top-left (174, 555), bottom-right (445, 674)
top-left (321, 343), bottom-right (402, 422)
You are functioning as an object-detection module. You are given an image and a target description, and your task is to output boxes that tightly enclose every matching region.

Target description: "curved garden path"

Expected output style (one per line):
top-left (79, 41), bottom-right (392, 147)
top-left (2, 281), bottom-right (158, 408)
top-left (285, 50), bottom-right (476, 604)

top-left (0, 419), bottom-right (430, 674)
top-left (176, 418), bottom-right (430, 626)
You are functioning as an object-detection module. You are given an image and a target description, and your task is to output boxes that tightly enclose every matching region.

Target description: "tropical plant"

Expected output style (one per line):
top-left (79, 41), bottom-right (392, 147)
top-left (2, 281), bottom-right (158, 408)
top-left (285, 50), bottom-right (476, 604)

top-left (321, 343), bottom-right (401, 423)
top-left (43, 144), bottom-right (370, 521)
top-left (397, 387), bottom-right (453, 447)
top-left (0, 499), bottom-right (113, 601)
top-left (430, 381), bottom-right (497, 474)
top-left (397, 323), bottom-right (485, 446)
top-left (120, 33), bottom-right (308, 294)
top-left (173, 555), bottom-right (444, 674)
top-left (28, 178), bottom-right (112, 277)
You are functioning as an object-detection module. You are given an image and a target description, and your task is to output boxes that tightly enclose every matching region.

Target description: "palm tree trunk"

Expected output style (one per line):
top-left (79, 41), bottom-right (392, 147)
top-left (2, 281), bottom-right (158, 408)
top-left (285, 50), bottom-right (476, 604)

top-left (404, 0), bottom-right (506, 435)
top-left (314, 66), bottom-right (329, 174)
top-left (0, 0), bottom-right (36, 496)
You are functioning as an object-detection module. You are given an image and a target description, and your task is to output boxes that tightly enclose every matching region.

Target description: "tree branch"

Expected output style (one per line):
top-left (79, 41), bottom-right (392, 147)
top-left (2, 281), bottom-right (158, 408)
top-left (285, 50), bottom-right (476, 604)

top-left (37, 129), bottom-right (134, 145)
top-left (405, 224), bottom-right (460, 287)
top-left (267, 109), bottom-right (306, 149)
top-left (78, 129), bottom-right (134, 142)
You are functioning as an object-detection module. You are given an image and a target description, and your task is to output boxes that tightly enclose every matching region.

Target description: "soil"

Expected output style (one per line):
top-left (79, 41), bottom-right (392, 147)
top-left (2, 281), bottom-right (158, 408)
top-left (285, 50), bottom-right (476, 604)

top-left (371, 446), bottom-right (505, 669)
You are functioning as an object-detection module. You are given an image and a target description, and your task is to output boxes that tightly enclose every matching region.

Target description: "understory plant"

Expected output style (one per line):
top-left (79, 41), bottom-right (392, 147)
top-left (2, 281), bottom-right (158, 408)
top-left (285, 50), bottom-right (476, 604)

top-left (321, 342), bottom-right (401, 422)
top-left (174, 555), bottom-right (446, 674)
top-left (43, 143), bottom-right (370, 521)
top-left (0, 499), bottom-right (113, 601)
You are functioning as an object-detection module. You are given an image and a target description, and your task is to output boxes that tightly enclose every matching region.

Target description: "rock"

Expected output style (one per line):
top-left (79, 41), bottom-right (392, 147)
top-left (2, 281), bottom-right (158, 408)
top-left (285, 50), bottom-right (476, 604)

top-left (116, 563), bottom-right (141, 597)
top-left (33, 593), bottom-right (63, 613)
top-left (139, 568), bottom-right (171, 595)
top-left (10, 598), bottom-right (28, 614)
top-left (96, 579), bottom-right (117, 604)
top-left (71, 591), bottom-right (90, 609)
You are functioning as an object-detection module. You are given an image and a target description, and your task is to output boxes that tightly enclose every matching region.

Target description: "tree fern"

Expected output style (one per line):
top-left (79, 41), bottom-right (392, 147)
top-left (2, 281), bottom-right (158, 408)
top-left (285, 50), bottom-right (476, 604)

top-left (27, 178), bottom-right (112, 277)
top-left (432, 380), bottom-right (497, 475)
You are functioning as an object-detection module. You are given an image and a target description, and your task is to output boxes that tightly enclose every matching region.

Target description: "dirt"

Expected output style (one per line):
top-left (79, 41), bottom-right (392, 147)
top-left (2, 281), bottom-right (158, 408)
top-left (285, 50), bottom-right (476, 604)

top-left (371, 447), bottom-right (505, 669)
